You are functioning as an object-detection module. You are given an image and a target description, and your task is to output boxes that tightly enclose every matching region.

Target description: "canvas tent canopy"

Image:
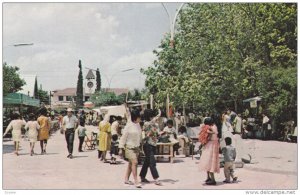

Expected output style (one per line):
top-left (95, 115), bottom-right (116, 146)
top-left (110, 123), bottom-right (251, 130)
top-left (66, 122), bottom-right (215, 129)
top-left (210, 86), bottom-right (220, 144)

top-left (3, 93), bottom-right (40, 107)
top-left (99, 105), bottom-right (127, 117)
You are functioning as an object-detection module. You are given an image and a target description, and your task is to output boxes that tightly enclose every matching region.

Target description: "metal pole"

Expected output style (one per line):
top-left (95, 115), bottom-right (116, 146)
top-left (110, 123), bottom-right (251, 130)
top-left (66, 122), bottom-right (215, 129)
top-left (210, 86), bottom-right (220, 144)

top-left (150, 94), bottom-right (153, 109)
top-left (167, 93), bottom-right (170, 118)
top-left (161, 3), bottom-right (185, 48)
top-left (49, 91), bottom-right (51, 107)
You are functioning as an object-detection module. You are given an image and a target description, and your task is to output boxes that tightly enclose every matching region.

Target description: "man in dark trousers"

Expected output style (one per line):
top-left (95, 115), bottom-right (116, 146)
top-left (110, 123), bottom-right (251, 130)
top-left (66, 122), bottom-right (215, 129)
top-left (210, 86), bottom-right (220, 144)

top-left (62, 108), bottom-right (79, 159)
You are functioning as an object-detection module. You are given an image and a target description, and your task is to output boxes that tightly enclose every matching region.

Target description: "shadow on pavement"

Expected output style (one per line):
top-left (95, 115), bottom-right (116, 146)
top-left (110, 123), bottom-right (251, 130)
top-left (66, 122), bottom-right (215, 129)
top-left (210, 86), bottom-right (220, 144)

top-left (3, 144), bottom-right (15, 154)
top-left (40, 153), bottom-right (60, 155)
top-left (115, 161), bottom-right (125, 165)
top-left (83, 150), bottom-right (97, 153)
top-left (18, 153), bottom-right (31, 156)
top-left (202, 182), bottom-right (226, 187)
top-left (156, 159), bottom-right (184, 163)
top-left (173, 159), bottom-right (184, 163)
top-left (159, 179), bottom-right (179, 184)
top-left (72, 156), bottom-right (89, 158)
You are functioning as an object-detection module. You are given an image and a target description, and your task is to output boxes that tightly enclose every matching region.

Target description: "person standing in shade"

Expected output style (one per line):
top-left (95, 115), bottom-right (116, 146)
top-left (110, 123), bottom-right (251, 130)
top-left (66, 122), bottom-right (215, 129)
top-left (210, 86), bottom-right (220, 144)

top-left (3, 112), bottom-right (26, 156)
top-left (233, 114), bottom-right (242, 134)
top-left (262, 113), bottom-right (270, 140)
top-left (37, 108), bottom-right (51, 155)
top-left (25, 113), bottom-right (40, 156)
top-left (98, 114), bottom-right (111, 162)
top-left (76, 120), bottom-right (87, 152)
top-left (62, 108), bottom-right (78, 159)
top-left (110, 116), bottom-right (122, 161)
top-left (139, 109), bottom-right (162, 185)
top-left (119, 109), bottom-right (142, 188)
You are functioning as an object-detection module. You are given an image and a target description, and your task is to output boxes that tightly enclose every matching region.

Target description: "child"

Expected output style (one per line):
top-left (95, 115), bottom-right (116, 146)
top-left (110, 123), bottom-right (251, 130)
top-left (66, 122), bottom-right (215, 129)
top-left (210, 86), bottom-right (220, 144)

top-left (222, 137), bottom-right (238, 183)
top-left (77, 121), bottom-right (87, 152)
top-left (199, 123), bottom-right (211, 146)
top-left (162, 119), bottom-right (180, 155)
top-left (110, 134), bottom-right (119, 164)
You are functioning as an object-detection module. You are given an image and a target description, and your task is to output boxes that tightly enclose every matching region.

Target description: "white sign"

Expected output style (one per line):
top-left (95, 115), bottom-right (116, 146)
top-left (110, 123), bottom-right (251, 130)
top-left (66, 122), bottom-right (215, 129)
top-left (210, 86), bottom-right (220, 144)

top-left (250, 100), bottom-right (257, 108)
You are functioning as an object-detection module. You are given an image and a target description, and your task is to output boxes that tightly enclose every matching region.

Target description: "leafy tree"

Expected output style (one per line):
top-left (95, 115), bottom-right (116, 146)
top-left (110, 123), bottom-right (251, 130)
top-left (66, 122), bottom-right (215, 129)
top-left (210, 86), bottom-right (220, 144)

top-left (142, 3), bottom-right (297, 125)
top-left (76, 60), bottom-right (84, 108)
top-left (3, 62), bottom-right (26, 96)
top-left (131, 89), bottom-right (142, 101)
top-left (90, 91), bottom-right (122, 106)
top-left (117, 93), bottom-right (127, 103)
top-left (37, 88), bottom-right (49, 105)
top-left (96, 68), bottom-right (101, 92)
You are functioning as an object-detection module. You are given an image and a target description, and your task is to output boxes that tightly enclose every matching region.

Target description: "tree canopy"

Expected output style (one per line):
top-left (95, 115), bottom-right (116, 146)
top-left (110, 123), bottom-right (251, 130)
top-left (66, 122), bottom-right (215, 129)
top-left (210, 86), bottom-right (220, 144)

top-left (96, 68), bottom-right (101, 92)
top-left (3, 62), bottom-right (26, 96)
top-left (142, 3), bottom-right (297, 122)
top-left (76, 60), bottom-right (84, 108)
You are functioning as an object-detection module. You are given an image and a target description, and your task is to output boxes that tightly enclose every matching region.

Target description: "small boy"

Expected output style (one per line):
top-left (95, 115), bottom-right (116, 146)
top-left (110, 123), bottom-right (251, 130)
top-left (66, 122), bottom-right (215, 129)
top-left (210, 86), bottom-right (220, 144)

top-left (77, 121), bottom-right (87, 152)
top-left (222, 137), bottom-right (238, 183)
top-left (110, 134), bottom-right (119, 164)
top-left (162, 119), bottom-right (180, 154)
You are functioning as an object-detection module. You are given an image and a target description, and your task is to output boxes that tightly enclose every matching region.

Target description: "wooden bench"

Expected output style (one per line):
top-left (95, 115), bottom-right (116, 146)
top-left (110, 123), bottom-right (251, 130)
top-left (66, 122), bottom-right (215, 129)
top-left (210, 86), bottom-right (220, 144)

top-left (155, 142), bottom-right (175, 163)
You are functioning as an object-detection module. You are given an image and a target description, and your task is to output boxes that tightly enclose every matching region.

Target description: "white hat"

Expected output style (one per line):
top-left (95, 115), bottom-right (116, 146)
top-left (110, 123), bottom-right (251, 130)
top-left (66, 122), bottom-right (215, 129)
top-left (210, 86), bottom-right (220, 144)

top-left (67, 108), bottom-right (73, 112)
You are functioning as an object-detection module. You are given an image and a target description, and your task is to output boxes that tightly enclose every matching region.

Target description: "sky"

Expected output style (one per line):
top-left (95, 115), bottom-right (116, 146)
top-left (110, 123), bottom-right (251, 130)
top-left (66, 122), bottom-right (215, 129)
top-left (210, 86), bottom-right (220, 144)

top-left (3, 2), bottom-right (183, 91)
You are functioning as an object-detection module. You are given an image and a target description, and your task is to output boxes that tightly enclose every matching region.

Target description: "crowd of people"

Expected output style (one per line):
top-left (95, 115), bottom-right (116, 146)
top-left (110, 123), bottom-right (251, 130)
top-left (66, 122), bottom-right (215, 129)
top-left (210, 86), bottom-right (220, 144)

top-left (4, 104), bottom-right (296, 188)
top-left (3, 108), bottom-right (51, 156)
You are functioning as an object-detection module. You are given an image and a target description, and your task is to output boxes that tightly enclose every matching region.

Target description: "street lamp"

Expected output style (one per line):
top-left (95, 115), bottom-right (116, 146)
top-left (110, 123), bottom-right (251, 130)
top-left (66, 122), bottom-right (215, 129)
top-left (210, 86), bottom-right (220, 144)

top-left (105, 68), bottom-right (135, 90)
top-left (161, 3), bottom-right (185, 48)
top-left (13, 43), bottom-right (34, 47)
top-left (161, 3), bottom-right (185, 118)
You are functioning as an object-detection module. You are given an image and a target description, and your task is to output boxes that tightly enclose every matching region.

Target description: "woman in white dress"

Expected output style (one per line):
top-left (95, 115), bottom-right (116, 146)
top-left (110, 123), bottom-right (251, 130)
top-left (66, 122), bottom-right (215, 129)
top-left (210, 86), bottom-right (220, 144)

top-left (3, 113), bottom-right (26, 156)
top-left (221, 110), bottom-right (234, 148)
top-left (25, 113), bottom-right (40, 156)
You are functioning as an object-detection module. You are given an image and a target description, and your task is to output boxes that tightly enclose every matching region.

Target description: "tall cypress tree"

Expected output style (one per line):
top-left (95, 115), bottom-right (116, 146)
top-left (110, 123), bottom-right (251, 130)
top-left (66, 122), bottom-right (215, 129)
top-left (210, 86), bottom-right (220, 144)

top-left (76, 60), bottom-right (84, 108)
top-left (96, 68), bottom-right (101, 92)
top-left (34, 76), bottom-right (38, 99)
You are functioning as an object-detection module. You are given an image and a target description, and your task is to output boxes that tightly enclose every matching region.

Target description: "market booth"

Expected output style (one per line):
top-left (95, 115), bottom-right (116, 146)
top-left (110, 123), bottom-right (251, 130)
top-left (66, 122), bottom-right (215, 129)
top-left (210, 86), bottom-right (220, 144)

top-left (242, 96), bottom-right (263, 139)
top-left (3, 93), bottom-right (40, 138)
top-left (3, 92), bottom-right (40, 114)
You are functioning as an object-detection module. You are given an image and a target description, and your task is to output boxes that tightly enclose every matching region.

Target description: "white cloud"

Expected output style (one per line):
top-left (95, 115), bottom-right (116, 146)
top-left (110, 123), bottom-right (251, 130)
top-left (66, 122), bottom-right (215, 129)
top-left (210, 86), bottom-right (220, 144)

top-left (3, 3), bottom-right (181, 91)
top-left (144, 3), bottom-right (161, 9)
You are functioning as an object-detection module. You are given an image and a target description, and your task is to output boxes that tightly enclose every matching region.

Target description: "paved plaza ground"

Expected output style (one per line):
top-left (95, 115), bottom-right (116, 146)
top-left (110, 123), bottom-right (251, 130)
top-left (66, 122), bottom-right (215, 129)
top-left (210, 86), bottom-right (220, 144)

top-left (2, 125), bottom-right (298, 190)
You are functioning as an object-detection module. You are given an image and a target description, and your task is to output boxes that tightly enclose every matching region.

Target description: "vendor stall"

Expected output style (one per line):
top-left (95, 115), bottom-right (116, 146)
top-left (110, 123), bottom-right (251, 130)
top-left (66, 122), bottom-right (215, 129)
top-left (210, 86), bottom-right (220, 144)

top-left (242, 96), bottom-right (263, 139)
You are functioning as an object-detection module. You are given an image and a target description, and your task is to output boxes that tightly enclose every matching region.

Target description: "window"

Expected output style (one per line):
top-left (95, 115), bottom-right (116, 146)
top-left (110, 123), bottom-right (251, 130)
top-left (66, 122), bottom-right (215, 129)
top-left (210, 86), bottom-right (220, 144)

top-left (85, 96), bottom-right (90, 101)
top-left (66, 96), bottom-right (72, 101)
top-left (58, 96), bottom-right (64, 101)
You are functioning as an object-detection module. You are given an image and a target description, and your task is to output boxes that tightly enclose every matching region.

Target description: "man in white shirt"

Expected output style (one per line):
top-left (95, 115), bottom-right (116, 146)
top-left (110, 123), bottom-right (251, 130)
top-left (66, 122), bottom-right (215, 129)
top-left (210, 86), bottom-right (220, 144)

top-left (62, 108), bottom-right (79, 159)
top-left (119, 109), bottom-right (142, 188)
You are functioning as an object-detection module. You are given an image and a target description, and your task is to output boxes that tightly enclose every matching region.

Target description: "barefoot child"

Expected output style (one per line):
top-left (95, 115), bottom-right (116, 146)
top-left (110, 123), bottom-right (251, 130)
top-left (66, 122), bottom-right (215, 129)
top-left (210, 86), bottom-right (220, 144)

top-left (222, 137), bottom-right (238, 183)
